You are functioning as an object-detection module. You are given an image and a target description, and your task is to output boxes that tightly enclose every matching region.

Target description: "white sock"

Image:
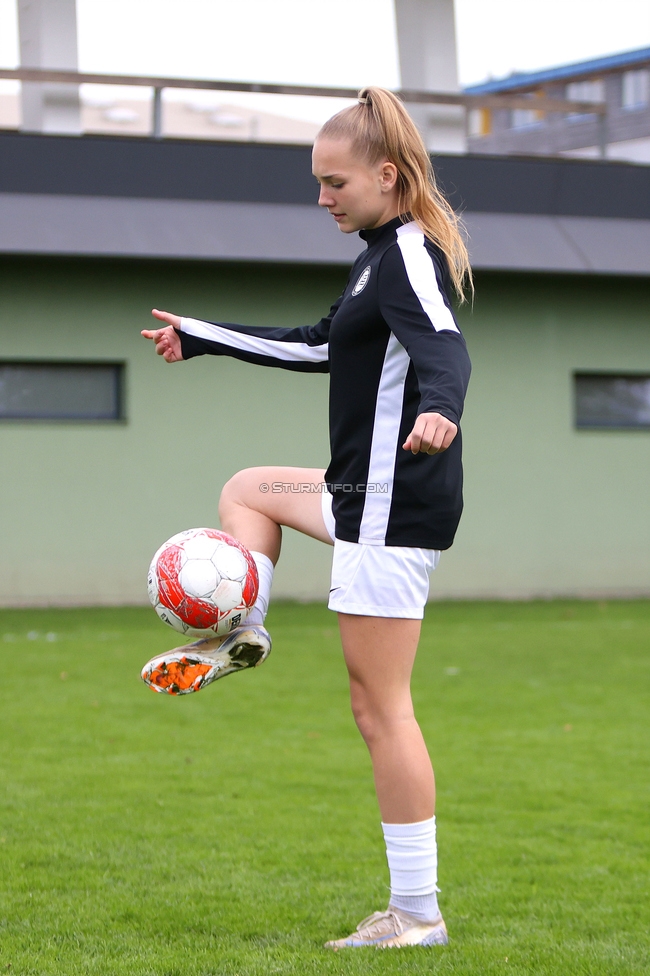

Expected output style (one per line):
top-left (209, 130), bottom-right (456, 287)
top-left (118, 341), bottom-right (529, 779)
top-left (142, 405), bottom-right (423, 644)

top-left (245, 551), bottom-right (274, 626)
top-left (382, 816), bottom-right (440, 922)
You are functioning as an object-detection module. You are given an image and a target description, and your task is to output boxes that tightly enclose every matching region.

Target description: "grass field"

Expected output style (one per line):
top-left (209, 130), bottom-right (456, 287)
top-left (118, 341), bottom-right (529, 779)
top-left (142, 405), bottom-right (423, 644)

top-left (0, 600), bottom-right (648, 975)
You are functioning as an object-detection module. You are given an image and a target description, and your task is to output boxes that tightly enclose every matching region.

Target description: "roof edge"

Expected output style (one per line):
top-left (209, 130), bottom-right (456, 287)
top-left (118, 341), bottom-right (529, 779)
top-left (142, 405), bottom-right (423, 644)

top-left (465, 46), bottom-right (650, 94)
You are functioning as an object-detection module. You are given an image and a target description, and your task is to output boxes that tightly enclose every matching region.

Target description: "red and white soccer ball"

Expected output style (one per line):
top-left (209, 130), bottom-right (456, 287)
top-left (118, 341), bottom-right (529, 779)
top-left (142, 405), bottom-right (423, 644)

top-left (147, 528), bottom-right (259, 637)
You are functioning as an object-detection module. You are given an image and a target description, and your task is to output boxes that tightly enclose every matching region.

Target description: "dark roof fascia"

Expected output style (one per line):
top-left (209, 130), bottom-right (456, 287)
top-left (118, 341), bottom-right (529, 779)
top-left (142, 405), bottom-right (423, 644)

top-left (1, 130), bottom-right (650, 221)
top-left (0, 130), bottom-right (317, 205)
top-left (434, 153), bottom-right (650, 221)
top-left (465, 46), bottom-right (650, 94)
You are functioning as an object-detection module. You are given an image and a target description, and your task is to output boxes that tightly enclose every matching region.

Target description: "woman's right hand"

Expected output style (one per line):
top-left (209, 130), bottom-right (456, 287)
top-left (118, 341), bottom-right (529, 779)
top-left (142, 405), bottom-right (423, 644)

top-left (141, 309), bottom-right (183, 362)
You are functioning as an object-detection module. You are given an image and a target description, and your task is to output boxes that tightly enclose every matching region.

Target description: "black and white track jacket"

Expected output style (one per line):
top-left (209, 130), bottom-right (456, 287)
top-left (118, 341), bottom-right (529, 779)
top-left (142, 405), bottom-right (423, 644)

top-left (178, 215), bottom-right (472, 550)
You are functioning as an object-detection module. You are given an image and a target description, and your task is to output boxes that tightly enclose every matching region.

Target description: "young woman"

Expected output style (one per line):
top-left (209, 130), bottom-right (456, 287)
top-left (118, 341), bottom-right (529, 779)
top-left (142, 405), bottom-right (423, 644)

top-left (141, 86), bottom-right (471, 950)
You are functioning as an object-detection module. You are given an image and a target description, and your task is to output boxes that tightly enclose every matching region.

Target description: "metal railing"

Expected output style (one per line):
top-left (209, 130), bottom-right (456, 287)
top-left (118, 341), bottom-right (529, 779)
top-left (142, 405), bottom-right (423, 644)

top-left (0, 67), bottom-right (609, 152)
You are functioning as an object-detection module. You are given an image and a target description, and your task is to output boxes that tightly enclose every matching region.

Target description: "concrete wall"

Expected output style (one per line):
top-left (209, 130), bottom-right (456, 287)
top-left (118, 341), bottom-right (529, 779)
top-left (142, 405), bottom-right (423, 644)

top-left (450, 272), bottom-right (650, 598)
top-left (1, 256), bottom-right (649, 604)
top-left (0, 257), bottom-right (339, 605)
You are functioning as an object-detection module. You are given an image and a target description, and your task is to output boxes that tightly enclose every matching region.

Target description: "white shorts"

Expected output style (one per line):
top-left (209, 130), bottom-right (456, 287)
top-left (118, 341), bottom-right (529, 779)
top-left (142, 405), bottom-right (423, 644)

top-left (321, 489), bottom-right (440, 619)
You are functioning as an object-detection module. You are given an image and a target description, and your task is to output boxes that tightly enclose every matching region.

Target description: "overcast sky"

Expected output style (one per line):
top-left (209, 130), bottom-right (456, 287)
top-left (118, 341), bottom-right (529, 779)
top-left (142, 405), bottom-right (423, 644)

top-left (1, 0), bottom-right (649, 121)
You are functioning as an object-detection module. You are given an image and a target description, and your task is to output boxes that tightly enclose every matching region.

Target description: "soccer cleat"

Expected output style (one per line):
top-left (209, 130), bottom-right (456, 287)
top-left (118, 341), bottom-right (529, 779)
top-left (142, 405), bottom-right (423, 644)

top-left (140, 625), bottom-right (271, 696)
top-left (324, 907), bottom-right (448, 950)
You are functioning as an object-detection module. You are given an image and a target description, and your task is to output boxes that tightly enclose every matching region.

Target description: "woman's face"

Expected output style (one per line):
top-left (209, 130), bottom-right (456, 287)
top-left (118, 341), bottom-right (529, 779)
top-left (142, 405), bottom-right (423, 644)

top-left (312, 136), bottom-right (400, 234)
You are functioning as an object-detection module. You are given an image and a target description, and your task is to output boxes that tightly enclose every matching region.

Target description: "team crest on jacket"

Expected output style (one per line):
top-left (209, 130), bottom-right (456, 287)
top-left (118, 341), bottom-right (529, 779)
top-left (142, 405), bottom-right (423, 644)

top-left (352, 265), bottom-right (372, 296)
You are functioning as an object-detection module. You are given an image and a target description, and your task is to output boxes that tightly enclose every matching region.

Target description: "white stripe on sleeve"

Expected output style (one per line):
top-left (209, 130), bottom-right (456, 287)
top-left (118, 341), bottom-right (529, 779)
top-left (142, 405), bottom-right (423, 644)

top-left (180, 317), bottom-right (329, 364)
top-left (395, 222), bottom-right (459, 333)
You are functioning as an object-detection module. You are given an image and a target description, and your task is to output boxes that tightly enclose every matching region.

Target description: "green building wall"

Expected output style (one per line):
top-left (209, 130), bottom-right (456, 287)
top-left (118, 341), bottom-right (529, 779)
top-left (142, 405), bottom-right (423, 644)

top-left (1, 255), bottom-right (649, 605)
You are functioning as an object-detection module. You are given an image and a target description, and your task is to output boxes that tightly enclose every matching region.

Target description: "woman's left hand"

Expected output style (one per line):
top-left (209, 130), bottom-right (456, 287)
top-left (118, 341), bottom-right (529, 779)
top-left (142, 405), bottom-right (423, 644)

top-left (403, 412), bottom-right (458, 455)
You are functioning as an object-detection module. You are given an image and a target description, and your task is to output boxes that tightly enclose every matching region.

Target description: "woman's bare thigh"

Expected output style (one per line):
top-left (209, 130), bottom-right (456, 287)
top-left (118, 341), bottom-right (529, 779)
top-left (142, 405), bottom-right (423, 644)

top-left (219, 465), bottom-right (332, 546)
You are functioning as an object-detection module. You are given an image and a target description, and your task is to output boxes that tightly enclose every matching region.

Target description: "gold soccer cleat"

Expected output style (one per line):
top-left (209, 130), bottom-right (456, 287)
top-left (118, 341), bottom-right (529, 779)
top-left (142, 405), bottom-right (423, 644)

top-left (325, 907), bottom-right (448, 950)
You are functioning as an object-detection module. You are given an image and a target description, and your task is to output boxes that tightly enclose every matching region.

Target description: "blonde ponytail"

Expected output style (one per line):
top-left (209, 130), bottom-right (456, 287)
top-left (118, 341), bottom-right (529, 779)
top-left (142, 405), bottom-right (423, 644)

top-left (318, 87), bottom-right (472, 301)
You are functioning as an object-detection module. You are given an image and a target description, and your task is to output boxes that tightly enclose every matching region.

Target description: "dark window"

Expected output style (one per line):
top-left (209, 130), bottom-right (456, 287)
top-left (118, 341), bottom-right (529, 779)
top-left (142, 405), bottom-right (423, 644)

top-left (574, 373), bottom-right (650, 429)
top-left (0, 362), bottom-right (125, 421)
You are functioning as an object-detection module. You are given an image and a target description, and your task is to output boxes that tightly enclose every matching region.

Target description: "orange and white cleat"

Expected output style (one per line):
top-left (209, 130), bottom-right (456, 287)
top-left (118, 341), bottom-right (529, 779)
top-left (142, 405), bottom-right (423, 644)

top-left (140, 625), bottom-right (271, 696)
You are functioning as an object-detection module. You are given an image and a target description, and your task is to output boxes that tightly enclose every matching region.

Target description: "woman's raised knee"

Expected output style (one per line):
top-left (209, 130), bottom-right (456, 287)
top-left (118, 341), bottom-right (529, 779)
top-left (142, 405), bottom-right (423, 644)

top-left (219, 467), bottom-right (270, 516)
